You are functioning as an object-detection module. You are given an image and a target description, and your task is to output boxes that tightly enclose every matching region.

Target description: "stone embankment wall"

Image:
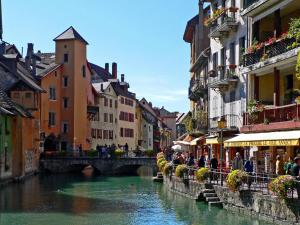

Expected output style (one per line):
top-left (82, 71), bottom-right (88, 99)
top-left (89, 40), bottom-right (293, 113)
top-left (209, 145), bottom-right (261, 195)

top-left (163, 175), bottom-right (212, 200)
top-left (163, 175), bottom-right (300, 225)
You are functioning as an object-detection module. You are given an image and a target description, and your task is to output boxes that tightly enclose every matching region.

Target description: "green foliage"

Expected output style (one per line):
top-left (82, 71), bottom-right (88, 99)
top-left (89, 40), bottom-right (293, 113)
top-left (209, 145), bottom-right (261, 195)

top-left (175, 165), bottom-right (188, 178)
top-left (144, 149), bottom-right (154, 157)
top-left (195, 168), bottom-right (209, 183)
top-left (226, 170), bottom-right (248, 192)
top-left (163, 163), bottom-right (173, 175)
top-left (288, 18), bottom-right (300, 46)
top-left (156, 152), bottom-right (165, 160)
top-left (269, 175), bottom-right (296, 200)
top-left (158, 160), bottom-right (167, 172)
top-left (296, 52), bottom-right (300, 80)
top-left (114, 149), bottom-right (125, 157)
top-left (87, 149), bottom-right (98, 157)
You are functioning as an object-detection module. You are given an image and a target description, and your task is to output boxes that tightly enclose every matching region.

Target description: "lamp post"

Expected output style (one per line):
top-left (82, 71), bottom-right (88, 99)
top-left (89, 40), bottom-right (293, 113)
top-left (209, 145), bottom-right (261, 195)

top-left (217, 116), bottom-right (227, 186)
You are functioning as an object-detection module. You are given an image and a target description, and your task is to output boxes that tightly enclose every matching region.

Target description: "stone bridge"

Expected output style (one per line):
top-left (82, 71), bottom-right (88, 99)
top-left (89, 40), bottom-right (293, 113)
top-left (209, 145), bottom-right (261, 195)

top-left (40, 157), bottom-right (157, 175)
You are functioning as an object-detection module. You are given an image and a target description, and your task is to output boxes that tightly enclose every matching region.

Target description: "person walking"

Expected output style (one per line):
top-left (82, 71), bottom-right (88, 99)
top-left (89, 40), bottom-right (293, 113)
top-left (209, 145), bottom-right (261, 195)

top-left (232, 152), bottom-right (243, 170)
top-left (198, 155), bottom-right (206, 168)
top-left (275, 155), bottom-right (284, 175)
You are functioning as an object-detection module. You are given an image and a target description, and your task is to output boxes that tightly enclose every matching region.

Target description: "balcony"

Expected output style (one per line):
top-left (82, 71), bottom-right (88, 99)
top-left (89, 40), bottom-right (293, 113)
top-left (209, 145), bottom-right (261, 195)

top-left (208, 66), bottom-right (239, 93)
top-left (243, 37), bottom-right (299, 69)
top-left (209, 114), bottom-right (240, 131)
top-left (241, 0), bottom-right (284, 17)
top-left (208, 12), bottom-right (238, 39)
top-left (242, 104), bottom-right (300, 133)
top-left (188, 79), bottom-right (208, 101)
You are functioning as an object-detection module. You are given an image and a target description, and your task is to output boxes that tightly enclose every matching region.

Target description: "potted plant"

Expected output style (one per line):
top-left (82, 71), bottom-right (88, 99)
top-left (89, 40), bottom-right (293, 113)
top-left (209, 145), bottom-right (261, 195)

top-left (115, 149), bottom-right (125, 159)
top-left (226, 170), bottom-right (248, 192)
top-left (247, 100), bottom-right (264, 124)
top-left (229, 64), bottom-right (237, 69)
top-left (195, 168), bottom-right (209, 183)
top-left (228, 7), bottom-right (238, 13)
top-left (269, 175), bottom-right (296, 200)
top-left (175, 165), bottom-right (188, 179)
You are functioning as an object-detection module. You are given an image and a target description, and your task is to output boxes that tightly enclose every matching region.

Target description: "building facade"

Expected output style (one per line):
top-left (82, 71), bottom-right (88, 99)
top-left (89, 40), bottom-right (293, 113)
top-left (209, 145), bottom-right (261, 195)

top-left (91, 82), bottom-right (118, 148)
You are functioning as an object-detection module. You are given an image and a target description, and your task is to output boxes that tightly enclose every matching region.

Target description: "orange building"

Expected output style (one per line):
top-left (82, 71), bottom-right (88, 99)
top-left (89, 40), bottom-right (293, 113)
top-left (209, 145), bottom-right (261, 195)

top-left (35, 27), bottom-right (96, 151)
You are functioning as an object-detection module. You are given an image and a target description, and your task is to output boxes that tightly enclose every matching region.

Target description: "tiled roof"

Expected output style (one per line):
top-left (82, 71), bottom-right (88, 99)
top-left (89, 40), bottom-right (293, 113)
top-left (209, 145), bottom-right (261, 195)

top-left (110, 82), bottom-right (136, 100)
top-left (54, 26), bottom-right (89, 45)
top-left (90, 63), bottom-right (112, 82)
top-left (0, 87), bottom-right (31, 117)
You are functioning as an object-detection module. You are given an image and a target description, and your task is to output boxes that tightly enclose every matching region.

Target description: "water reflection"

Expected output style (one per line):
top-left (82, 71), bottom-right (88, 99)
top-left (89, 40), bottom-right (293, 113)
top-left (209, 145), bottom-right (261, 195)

top-left (0, 174), bottom-right (271, 225)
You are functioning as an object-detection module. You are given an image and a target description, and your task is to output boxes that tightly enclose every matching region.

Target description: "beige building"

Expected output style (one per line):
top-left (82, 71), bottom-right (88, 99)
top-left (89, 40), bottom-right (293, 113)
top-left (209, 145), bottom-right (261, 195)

top-left (91, 82), bottom-right (118, 149)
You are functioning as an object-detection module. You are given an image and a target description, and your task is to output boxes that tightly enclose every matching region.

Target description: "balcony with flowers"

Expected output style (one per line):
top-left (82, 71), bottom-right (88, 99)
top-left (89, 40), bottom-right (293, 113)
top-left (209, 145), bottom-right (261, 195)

top-left (242, 97), bottom-right (300, 133)
top-left (205, 7), bottom-right (239, 39)
top-left (208, 65), bottom-right (239, 93)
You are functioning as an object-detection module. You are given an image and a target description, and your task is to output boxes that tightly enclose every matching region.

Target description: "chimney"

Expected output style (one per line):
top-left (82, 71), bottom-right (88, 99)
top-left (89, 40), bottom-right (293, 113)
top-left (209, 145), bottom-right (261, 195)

top-left (101, 83), bottom-right (104, 92)
top-left (0, 42), bottom-right (5, 55)
top-left (32, 56), bottom-right (37, 76)
top-left (112, 62), bottom-right (117, 79)
top-left (25, 56), bottom-right (30, 70)
top-left (105, 63), bottom-right (109, 73)
top-left (121, 74), bottom-right (125, 82)
top-left (149, 102), bottom-right (153, 108)
top-left (27, 43), bottom-right (34, 58)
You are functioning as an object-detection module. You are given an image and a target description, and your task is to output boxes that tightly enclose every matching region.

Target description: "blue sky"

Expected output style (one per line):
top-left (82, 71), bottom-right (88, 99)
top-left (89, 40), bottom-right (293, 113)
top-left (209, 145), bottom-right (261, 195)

top-left (3, 0), bottom-right (198, 113)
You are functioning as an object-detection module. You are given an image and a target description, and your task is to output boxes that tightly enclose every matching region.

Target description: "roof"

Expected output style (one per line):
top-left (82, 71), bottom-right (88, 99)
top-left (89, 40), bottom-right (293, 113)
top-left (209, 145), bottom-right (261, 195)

top-left (90, 63), bottom-right (112, 82)
top-left (157, 107), bottom-right (177, 118)
top-left (0, 87), bottom-right (31, 117)
top-left (110, 82), bottom-right (136, 100)
top-left (53, 26), bottom-right (89, 45)
top-left (92, 82), bottom-right (112, 94)
top-left (183, 15), bottom-right (199, 43)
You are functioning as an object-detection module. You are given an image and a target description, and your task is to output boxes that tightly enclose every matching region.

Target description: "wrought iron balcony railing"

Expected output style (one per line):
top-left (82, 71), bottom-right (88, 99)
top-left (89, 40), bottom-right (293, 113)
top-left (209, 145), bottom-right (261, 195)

top-left (244, 38), bottom-right (296, 67)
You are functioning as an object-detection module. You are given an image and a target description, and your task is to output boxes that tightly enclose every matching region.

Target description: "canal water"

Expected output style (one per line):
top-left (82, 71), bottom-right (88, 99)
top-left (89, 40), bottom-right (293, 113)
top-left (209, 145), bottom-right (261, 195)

top-left (0, 171), bottom-right (271, 225)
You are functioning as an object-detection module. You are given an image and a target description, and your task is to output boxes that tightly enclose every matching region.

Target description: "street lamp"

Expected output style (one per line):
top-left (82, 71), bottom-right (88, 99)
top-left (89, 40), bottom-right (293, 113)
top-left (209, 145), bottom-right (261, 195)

top-left (217, 116), bottom-right (227, 186)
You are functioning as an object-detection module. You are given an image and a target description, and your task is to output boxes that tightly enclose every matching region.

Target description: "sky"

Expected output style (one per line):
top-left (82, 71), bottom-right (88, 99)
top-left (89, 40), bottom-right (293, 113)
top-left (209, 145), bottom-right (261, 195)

top-left (3, 0), bottom-right (198, 113)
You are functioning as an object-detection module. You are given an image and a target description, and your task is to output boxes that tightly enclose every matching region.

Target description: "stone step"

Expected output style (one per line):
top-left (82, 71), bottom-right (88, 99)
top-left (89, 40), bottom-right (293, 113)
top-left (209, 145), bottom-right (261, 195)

top-left (203, 193), bottom-right (218, 198)
top-left (208, 201), bottom-right (223, 208)
top-left (202, 189), bottom-right (215, 194)
top-left (206, 197), bottom-right (220, 202)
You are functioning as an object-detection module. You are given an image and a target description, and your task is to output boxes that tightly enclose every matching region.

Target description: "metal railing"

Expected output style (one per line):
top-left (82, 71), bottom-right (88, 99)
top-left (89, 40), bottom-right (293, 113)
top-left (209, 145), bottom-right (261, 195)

top-left (168, 165), bottom-right (299, 199)
top-left (244, 38), bottom-right (295, 67)
top-left (243, 103), bottom-right (300, 126)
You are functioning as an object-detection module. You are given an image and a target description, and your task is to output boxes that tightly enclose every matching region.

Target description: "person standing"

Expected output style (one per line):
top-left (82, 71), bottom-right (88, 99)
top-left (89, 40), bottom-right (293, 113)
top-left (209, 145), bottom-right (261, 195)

top-left (291, 157), bottom-right (300, 199)
top-left (275, 155), bottom-right (284, 175)
top-left (187, 153), bottom-right (195, 167)
top-left (244, 157), bottom-right (254, 174)
top-left (284, 157), bottom-right (293, 175)
top-left (232, 152), bottom-right (243, 170)
top-left (124, 143), bottom-right (129, 158)
top-left (210, 154), bottom-right (218, 170)
top-left (198, 155), bottom-right (206, 168)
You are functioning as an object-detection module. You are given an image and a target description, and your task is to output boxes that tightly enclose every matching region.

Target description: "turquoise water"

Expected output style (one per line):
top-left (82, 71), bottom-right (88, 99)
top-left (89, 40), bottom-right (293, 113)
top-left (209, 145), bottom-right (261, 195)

top-left (0, 173), bottom-right (271, 225)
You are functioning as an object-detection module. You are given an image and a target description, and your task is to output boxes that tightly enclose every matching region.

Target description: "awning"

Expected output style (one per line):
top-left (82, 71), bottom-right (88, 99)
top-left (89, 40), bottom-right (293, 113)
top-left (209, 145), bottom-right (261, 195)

top-left (224, 130), bottom-right (300, 147)
top-left (205, 137), bottom-right (219, 145)
top-left (173, 141), bottom-right (191, 146)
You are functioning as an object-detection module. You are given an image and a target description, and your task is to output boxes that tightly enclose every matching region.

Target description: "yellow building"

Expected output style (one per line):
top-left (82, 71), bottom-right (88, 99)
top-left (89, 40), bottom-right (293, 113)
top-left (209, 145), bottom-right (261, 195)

top-left (91, 82), bottom-right (118, 148)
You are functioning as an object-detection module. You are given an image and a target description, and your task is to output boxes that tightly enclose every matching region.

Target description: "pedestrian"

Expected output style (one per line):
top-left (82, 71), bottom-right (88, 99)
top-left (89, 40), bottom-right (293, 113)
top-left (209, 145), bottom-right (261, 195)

top-left (187, 153), bottom-right (195, 167)
top-left (244, 157), bottom-right (254, 174)
top-left (291, 157), bottom-right (300, 199)
top-left (79, 144), bottom-right (83, 157)
top-left (284, 157), bottom-right (293, 175)
top-left (97, 145), bottom-right (102, 158)
top-left (124, 143), bottom-right (129, 158)
top-left (275, 155), bottom-right (284, 175)
top-left (198, 155), bottom-right (206, 168)
top-left (232, 152), bottom-right (244, 171)
top-left (210, 154), bottom-right (218, 170)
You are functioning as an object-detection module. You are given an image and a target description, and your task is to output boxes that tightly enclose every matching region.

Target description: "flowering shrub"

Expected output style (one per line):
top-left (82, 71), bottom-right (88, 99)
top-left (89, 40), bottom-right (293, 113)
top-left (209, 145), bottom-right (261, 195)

top-left (158, 160), bottom-right (167, 172)
top-left (115, 149), bottom-right (125, 157)
top-left (156, 152), bottom-right (164, 160)
top-left (195, 168), bottom-right (209, 183)
top-left (226, 170), bottom-right (248, 192)
top-left (175, 165), bottom-right (188, 178)
top-left (204, 8), bottom-right (226, 26)
top-left (163, 163), bottom-right (173, 175)
top-left (269, 175), bottom-right (296, 200)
